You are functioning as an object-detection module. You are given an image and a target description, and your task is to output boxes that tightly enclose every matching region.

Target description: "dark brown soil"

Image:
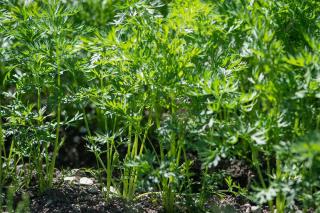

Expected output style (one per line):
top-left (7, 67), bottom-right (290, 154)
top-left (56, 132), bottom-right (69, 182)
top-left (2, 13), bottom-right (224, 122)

top-left (23, 170), bottom-right (158, 213)
top-left (30, 184), bottom-right (146, 213)
top-left (6, 175), bottom-right (269, 213)
top-left (51, 129), bottom-right (258, 212)
top-left (5, 142), bottom-right (266, 213)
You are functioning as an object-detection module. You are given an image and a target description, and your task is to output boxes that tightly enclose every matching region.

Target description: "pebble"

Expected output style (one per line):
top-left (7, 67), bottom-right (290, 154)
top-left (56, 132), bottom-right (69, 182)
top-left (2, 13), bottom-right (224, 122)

top-left (64, 176), bottom-right (77, 182)
top-left (79, 177), bottom-right (94, 185)
top-left (251, 206), bottom-right (259, 211)
top-left (102, 186), bottom-right (117, 194)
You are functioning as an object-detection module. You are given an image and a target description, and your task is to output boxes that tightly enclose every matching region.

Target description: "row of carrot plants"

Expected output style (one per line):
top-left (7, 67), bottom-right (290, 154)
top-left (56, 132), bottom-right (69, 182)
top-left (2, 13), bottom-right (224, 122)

top-left (0, 0), bottom-right (320, 212)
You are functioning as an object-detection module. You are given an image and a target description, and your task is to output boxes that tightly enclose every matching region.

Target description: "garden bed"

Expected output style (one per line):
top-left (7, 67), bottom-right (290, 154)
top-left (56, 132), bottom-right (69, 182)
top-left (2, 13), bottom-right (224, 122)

top-left (1, 0), bottom-right (320, 212)
top-left (25, 171), bottom-right (261, 213)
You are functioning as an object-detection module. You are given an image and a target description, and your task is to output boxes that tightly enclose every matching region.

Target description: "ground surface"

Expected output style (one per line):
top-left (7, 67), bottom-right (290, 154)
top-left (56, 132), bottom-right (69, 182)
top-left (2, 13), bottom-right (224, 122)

top-left (21, 170), bottom-right (266, 213)
top-left (12, 144), bottom-right (265, 212)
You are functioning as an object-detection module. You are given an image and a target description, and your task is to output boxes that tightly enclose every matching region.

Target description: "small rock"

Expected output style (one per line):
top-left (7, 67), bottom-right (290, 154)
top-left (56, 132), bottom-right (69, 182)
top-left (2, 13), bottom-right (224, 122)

top-left (71, 204), bottom-right (81, 213)
top-left (251, 206), bottom-right (259, 212)
top-left (242, 203), bottom-right (251, 213)
top-left (102, 186), bottom-right (117, 194)
top-left (64, 176), bottom-right (77, 182)
top-left (79, 177), bottom-right (94, 185)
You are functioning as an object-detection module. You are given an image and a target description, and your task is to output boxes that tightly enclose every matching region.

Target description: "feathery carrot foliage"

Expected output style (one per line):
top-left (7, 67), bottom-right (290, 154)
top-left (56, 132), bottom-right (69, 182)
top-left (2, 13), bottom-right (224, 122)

top-left (0, 0), bottom-right (320, 212)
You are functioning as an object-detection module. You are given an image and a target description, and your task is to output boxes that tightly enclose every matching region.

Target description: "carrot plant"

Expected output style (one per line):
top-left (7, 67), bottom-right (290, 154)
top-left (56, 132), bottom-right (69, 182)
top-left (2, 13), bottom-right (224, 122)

top-left (0, 0), bottom-right (83, 191)
top-left (1, 0), bottom-right (320, 212)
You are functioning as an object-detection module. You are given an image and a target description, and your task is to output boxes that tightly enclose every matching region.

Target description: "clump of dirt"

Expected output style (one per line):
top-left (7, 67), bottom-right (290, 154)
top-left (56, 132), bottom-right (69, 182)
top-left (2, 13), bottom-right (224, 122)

top-left (133, 193), bottom-right (163, 213)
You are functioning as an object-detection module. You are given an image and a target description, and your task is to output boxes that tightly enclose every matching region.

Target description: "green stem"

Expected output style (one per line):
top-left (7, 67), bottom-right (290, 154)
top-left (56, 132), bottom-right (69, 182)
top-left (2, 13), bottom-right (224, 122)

top-left (0, 108), bottom-right (4, 185)
top-left (48, 42), bottom-right (61, 188)
top-left (276, 156), bottom-right (285, 212)
top-left (251, 146), bottom-right (266, 188)
top-left (36, 88), bottom-right (46, 192)
top-left (139, 117), bottom-right (151, 155)
top-left (131, 129), bottom-right (139, 158)
top-left (37, 88), bottom-right (41, 119)
top-left (123, 124), bottom-right (133, 198)
top-left (128, 131), bottom-right (139, 198)
top-left (251, 146), bottom-right (274, 211)
top-left (83, 108), bottom-right (92, 137)
top-left (155, 112), bottom-right (164, 162)
top-left (106, 138), bottom-right (112, 198)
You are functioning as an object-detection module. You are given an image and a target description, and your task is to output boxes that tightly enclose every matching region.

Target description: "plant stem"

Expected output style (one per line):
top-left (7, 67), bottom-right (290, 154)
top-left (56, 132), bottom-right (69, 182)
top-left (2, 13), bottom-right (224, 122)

top-left (276, 156), bottom-right (285, 212)
top-left (48, 40), bottom-right (61, 188)
top-left (251, 146), bottom-right (274, 211)
top-left (128, 130), bottom-right (139, 198)
top-left (36, 88), bottom-right (46, 192)
top-left (0, 107), bottom-right (4, 185)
